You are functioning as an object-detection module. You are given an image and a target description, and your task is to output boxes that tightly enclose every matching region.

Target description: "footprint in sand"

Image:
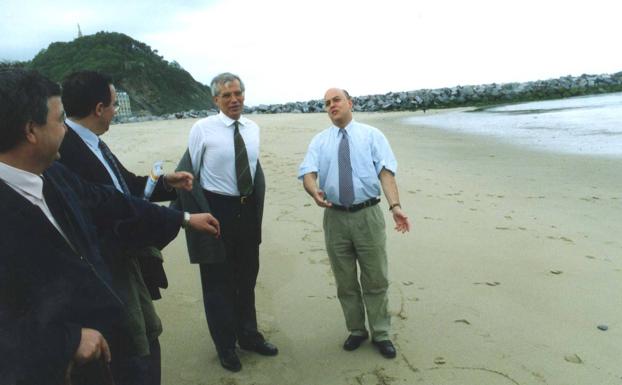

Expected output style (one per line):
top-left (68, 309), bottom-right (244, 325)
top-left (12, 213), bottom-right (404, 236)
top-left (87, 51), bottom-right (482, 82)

top-left (564, 354), bottom-right (583, 364)
top-left (474, 282), bottom-right (501, 286)
top-left (580, 196), bottom-right (601, 202)
top-left (354, 368), bottom-right (396, 385)
top-left (547, 236), bottom-right (574, 243)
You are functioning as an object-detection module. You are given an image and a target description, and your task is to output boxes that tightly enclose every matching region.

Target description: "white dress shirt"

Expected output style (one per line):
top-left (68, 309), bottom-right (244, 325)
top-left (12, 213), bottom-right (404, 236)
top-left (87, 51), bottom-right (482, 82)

top-left (65, 119), bottom-right (127, 193)
top-left (188, 111), bottom-right (260, 196)
top-left (0, 161), bottom-right (72, 245)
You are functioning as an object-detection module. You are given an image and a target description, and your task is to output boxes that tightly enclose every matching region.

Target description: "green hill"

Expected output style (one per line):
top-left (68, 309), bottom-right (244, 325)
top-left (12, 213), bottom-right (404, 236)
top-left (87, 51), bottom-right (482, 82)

top-left (28, 32), bottom-right (214, 115)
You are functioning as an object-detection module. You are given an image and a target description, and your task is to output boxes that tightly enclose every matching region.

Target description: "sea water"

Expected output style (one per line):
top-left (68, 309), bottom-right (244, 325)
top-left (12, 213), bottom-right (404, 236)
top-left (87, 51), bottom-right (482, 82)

top-left (404, 92), bottom-right (622, 157)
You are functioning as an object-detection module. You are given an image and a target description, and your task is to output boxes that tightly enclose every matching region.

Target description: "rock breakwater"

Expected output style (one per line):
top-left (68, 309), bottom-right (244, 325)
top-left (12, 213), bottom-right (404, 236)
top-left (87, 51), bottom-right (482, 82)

top-left (113, 71), bottom-right (622, 124)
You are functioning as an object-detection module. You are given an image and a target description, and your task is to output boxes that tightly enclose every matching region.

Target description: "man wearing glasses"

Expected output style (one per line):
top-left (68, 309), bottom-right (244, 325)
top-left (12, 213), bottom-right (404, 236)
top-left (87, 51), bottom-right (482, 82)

top-left (58, 70), bottom-right (193, 385)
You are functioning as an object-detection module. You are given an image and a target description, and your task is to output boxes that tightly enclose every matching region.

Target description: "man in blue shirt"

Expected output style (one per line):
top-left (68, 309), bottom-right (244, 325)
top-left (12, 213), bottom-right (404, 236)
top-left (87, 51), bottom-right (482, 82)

top-left (298, 88), bottom-right (410, 359)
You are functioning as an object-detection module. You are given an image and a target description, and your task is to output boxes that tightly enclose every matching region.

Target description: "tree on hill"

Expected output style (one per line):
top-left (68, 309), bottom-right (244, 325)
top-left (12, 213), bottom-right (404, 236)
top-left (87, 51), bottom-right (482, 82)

top-left (0, 60), bottom-right (28, 70)
top-left (29, 31), bottom-right (214, 115)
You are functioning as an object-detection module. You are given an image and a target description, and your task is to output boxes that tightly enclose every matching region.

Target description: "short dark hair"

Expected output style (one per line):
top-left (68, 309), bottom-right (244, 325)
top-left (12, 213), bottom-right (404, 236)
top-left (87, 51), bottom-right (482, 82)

top-left (0, 69), bottom-right (61, 152)
top-left (62, 70), bottom-right (113, 118)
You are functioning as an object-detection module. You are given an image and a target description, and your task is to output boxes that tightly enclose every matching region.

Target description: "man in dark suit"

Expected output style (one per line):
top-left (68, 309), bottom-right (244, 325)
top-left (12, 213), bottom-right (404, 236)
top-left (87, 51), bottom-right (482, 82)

top-left (0, 69), bottom-right (220, 385)
top-left (58, 70), bottom-right (192, 385)
top-left (176, 72), bottom-right (277, 373)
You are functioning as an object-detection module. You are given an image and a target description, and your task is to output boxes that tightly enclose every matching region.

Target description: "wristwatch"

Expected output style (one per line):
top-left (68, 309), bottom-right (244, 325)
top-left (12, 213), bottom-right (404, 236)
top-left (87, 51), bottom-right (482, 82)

top-left (181, 212), bottom-right (191, 228)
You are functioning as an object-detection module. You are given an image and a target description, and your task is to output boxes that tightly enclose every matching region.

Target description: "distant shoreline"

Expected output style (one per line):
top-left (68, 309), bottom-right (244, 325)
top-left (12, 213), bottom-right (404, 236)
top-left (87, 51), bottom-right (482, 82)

top-left (113, 71), bottom-right (622, 124)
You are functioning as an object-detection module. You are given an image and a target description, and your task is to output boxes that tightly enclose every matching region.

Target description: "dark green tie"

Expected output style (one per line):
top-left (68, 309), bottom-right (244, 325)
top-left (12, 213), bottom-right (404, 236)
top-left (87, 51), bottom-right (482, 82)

top-left (234, 121), bottom-right (253, 196)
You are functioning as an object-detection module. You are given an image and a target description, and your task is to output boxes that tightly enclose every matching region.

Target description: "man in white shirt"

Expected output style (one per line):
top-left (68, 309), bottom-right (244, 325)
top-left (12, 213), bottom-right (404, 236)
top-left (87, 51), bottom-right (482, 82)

top-left (185, 72), bottom-right (277, 372)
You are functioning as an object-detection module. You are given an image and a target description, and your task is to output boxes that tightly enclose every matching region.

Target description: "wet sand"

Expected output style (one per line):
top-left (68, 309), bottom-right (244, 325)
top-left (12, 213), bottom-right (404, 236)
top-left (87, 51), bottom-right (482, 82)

top-left (105, 110), bottom-right (622, 385)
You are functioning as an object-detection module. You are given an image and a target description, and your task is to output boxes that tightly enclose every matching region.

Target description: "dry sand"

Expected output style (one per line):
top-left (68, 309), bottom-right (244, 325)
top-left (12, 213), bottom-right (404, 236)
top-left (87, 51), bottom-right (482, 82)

top-left (104, 111), bottom-right (622, 385)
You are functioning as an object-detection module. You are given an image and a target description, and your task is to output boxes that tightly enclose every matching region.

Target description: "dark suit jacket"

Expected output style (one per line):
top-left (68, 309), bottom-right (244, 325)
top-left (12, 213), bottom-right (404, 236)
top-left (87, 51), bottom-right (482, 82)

top-left (0, 162), bottom-right (182, 385)
top-left (172, 149), bottom-right (265, 264)
top-left (59, 125), bottom-right (176, 298)
top-left (59, 126), bottom-right (175, 201)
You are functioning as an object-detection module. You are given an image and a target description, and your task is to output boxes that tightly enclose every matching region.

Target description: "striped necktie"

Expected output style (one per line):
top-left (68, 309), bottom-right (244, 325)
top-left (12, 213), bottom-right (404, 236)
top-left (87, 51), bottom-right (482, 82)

top-left (338, 128), bottom-right (354, 207)
top-left (98, 139), bottom-right (131, 195)
top-left (234, 121), bottom-right (253, 196)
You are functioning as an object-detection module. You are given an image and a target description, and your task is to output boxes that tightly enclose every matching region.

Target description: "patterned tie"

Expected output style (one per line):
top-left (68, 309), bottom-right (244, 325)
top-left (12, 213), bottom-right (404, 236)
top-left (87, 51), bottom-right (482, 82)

top-left (234, 121), bottom-right (253, 196)
top-left (98, 139), bottom-right (131, 195)
top-left (338, 128), bottom-right (354, 207)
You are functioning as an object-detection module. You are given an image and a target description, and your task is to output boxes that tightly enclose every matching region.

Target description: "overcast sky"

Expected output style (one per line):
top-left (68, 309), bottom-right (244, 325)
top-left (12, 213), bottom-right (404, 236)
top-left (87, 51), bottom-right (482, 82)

top-left (2, 0), bottom-right (621, 105)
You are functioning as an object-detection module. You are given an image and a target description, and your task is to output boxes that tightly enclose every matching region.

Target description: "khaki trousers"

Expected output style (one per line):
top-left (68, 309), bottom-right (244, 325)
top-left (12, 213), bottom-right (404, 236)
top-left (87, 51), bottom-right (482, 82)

top-left (323, 204), bottom-right (390, 341)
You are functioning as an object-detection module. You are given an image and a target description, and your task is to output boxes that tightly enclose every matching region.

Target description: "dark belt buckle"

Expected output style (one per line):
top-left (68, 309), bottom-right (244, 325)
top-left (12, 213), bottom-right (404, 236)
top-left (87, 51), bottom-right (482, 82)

top-left (240, 196), bottom-right (248, 204)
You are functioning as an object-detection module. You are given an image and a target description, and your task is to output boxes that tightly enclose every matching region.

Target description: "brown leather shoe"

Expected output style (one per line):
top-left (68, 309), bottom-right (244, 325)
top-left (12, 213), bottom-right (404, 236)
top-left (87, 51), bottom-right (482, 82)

top-left (343, 334), bottom-right (368, 351)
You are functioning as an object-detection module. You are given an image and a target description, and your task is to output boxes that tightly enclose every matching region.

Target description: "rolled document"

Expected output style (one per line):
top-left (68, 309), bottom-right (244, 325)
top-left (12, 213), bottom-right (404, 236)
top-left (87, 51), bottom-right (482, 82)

top-left (143, 161), bottom-right (164, 199)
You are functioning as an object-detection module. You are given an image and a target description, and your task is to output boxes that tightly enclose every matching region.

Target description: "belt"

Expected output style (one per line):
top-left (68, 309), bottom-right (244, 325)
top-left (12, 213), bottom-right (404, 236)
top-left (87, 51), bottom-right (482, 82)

top-left (330, 198), bottom-right (380, 213)
top-left (203, 190), bottom-right (254, 204)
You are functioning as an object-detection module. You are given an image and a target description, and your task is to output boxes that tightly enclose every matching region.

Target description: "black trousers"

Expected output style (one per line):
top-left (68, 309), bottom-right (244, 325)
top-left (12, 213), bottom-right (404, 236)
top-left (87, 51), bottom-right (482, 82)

top-left (200, 191), bottom-right (262, 355)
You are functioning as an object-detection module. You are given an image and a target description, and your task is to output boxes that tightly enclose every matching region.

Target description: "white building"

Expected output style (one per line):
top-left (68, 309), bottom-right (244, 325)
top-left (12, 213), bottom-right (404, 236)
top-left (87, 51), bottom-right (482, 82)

top-left (116, 91), bottom-right (132, 117)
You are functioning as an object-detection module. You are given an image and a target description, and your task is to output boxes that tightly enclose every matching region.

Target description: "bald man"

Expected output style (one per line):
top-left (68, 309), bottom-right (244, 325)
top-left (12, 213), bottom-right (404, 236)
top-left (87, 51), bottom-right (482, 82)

top-left (298, 88), bottom-right (410, 359)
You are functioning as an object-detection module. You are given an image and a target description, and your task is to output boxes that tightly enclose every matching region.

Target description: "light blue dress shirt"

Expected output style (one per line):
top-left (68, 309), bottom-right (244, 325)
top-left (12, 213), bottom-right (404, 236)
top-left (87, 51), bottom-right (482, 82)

top-left (298, 119), bottom-right (398, 205)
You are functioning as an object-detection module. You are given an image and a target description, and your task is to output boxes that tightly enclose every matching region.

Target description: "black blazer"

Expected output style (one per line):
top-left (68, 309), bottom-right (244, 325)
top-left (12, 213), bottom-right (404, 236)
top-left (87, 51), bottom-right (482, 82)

top-left (0, 162), bottom-right (182, 385)
top-left (59, 126), bottom-right (176, 298)
top-left (59, 126), bottom-right (176, 201)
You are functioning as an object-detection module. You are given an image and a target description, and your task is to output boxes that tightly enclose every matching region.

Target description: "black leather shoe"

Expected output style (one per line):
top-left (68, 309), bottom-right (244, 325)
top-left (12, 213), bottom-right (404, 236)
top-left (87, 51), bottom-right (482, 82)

top-left (219, 349), bottom-right (242, 372)
top-left (240, 340), bottom-right (279, 356)
top-left (373, 340), bottom-right (397, 359)
top-left (343, 334), bottom-right (368, 351)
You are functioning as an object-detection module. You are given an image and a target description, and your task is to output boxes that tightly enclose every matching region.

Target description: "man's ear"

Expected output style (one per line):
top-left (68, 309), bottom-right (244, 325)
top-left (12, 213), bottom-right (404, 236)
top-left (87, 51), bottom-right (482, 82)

top-left (24, 121), bottom-right (38, 144)
top-left (94, 102), bottom-right (105, 117)
top-left (212, 96), bottom-right (219, 106)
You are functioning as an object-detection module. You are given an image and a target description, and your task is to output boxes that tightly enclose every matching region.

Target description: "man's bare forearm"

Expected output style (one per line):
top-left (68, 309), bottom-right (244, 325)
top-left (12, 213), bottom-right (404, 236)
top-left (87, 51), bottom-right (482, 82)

top-left (379, 168), bottom-right (400, 207)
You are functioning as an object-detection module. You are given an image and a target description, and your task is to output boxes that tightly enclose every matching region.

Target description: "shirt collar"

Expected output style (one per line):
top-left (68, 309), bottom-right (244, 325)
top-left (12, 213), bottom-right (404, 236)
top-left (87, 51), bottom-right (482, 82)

top-left (332, 119), bottom-right (356, 136)
top-left (66, 119), bottom-right (100, 148)
top-left (0, 161), bottom-right (44, 201)
top-left (218, 111), bottom-right (248, 128)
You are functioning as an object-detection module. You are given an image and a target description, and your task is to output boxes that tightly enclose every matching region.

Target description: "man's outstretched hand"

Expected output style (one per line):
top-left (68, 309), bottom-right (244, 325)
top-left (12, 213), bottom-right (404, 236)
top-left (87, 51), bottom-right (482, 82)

top-left (164, 171), bottom-right (194, 191)
top-left (188, 213), bottom-right (221, 238)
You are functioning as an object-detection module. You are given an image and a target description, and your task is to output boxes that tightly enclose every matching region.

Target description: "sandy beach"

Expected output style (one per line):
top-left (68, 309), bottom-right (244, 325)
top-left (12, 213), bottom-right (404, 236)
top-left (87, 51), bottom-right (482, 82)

top-left (104, 111), bottom-right (622, 385)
